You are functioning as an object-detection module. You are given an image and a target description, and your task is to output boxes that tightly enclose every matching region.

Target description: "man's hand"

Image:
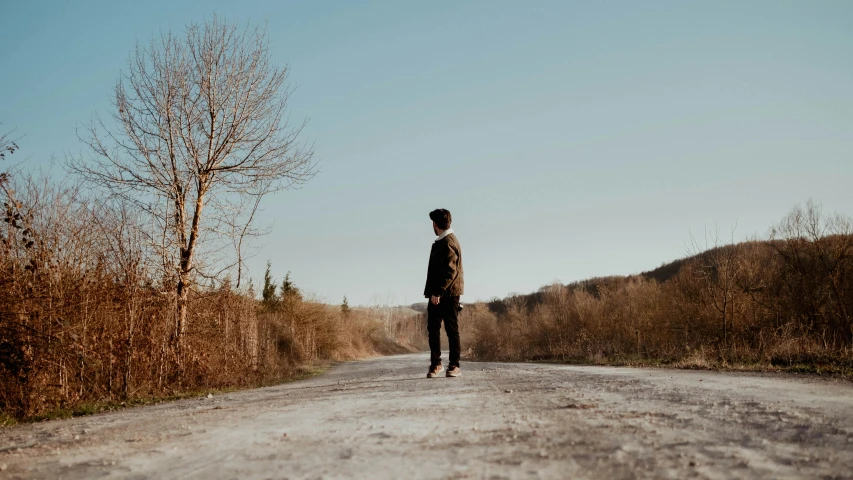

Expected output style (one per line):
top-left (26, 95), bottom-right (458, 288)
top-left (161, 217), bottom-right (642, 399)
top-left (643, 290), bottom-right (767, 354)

top-left (430, 295), bottom-right (441, 305)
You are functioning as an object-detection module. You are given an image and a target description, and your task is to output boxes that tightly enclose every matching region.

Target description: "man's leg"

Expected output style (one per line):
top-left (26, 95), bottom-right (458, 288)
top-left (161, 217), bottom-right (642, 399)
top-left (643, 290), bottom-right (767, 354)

top-left (426, 302), bottom-right (442, 367)
top-left (443, 295), bottom-right (461, 367)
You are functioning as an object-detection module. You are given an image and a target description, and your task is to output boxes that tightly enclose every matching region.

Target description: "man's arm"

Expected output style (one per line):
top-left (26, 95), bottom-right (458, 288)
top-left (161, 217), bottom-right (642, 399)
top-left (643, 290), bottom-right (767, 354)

top-left (434, 240), bottom-right (459, 297)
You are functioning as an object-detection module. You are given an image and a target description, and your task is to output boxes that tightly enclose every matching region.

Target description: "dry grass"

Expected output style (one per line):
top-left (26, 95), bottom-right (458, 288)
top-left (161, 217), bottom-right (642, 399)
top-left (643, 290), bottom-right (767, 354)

top-left (0, 172), bottom-right (422, 422)
top-left (0, 277), bottom-right (420, 422)
top-left (463, 203), bottom-right (853, 378)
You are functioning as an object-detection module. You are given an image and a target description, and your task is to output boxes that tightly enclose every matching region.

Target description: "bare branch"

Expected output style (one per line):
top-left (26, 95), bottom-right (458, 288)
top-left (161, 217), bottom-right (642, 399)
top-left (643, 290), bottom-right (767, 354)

top-left (68, 15), bottom-right (316, 348)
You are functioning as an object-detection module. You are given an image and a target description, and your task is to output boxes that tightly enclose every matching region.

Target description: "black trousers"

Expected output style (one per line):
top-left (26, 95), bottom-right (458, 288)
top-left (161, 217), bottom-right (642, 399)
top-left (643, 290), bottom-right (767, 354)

top-left (427, 295), bottom-right (461, 368)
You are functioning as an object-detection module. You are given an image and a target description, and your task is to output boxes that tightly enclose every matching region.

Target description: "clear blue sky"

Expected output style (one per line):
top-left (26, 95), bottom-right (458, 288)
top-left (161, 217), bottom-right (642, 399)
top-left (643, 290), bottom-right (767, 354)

top-left (2, 1), bottom-right (852, 306)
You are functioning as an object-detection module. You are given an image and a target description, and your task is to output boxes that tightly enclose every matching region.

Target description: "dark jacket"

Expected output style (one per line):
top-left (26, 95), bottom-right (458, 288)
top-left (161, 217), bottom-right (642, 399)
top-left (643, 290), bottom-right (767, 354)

top-left (424, 232), bottom-right (464, 298)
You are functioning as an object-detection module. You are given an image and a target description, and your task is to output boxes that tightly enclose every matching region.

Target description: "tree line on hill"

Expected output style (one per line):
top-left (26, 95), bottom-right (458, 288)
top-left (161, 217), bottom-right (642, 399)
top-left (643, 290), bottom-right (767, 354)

top-left (460, 201), bottom-right (853, 376)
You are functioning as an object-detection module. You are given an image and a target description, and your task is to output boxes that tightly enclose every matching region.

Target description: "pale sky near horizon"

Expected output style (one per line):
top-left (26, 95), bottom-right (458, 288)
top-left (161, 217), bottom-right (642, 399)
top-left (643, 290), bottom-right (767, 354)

top-left (2, 1), bottom-right (852, 306)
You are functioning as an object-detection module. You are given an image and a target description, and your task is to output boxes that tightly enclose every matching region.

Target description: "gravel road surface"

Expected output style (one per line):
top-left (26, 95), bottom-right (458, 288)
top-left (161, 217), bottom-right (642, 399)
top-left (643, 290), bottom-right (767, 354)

top-left (1, 353), bottom-right (852, 479)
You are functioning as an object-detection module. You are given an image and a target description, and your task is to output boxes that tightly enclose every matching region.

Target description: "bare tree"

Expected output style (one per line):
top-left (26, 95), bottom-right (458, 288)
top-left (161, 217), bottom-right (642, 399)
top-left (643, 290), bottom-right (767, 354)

top-left (72, 16), bottom-right (316, 351)
top-left (770, 200), bottom-right (853, 343)
top-left (0, 127), bottom-right (20, 188)
top-left (690, 227), bottom-right (746, 351)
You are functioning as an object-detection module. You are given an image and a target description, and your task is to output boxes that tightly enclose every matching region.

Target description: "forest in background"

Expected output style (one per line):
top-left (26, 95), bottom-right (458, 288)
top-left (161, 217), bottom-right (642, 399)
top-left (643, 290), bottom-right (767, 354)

top-left (459, 201), bottom-right (853, 378)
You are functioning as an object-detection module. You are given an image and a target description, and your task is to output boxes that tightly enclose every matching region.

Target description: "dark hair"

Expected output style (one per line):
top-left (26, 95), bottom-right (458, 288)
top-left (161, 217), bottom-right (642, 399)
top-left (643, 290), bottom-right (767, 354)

top-left (429, 209), bottom-right (452, 230)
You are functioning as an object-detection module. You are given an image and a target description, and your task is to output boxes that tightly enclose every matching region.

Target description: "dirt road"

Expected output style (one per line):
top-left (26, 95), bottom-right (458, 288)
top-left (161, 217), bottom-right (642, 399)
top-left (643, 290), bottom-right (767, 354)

top-left (1, 353), bottom-right (852, 479)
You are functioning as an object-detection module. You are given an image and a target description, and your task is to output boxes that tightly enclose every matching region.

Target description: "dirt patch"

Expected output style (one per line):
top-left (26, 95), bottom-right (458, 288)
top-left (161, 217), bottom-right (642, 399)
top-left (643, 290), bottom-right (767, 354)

top-left (1, 353), bottom-right (851, 479)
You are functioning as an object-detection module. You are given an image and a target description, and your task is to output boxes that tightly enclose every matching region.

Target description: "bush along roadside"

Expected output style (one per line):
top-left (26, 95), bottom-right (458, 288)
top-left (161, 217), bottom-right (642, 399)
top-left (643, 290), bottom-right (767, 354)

top-left (461, 202), bottom-right (853, 380)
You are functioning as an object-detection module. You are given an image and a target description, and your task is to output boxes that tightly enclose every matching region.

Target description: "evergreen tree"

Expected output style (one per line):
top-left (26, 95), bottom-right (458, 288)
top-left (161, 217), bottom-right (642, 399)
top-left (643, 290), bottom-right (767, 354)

top-left (280, 271), bottom-right (301, 300)
top-left (262, 261), bottom-right (278, 307)
top-left (341, 296), bottom-right (351, 317)
top-left (247, 277), bottom-right (256, 299)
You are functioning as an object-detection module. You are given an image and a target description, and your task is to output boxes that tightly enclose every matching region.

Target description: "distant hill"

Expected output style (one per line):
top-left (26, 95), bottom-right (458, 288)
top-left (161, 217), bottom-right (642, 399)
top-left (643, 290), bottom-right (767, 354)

top-left (639, 257), bottom-right (691, 284)
top-left (639, 239), bottom-right (776, 284)
top-left (485, 242), bottom-right (755, 315)
top-left (483, 237), bottom-right (836, 316)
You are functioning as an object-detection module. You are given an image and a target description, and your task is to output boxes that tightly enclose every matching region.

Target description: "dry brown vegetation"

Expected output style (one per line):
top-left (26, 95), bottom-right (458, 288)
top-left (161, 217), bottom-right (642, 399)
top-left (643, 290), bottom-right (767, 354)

top-left (461, 201), bottom-right (853, 376)
top-left (70, 17), bottom-right (316, 353)
top-left (0, 170), bottom-right (422, 424)
top-left (0, 17), bottom-right (428, 425)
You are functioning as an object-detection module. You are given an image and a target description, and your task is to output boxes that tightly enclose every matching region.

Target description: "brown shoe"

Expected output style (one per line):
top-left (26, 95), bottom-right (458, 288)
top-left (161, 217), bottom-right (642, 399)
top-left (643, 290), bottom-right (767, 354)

top-left (446, 366), bottom-right (461, 377)
top-left (427, 364), bottom-right (443, 378)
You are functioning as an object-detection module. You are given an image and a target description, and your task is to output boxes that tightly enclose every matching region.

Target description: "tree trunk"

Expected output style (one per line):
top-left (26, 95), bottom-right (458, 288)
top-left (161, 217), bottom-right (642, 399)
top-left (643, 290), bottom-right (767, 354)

top-left (176, 279), bottom-right (189, 341)
top-left (173, 187), bottom-right (206, 352)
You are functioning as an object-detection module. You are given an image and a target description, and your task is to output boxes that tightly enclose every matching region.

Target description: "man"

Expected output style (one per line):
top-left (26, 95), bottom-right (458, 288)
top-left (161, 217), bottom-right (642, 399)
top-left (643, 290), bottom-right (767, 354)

top-left (423, 208), bottom-right (464, 378)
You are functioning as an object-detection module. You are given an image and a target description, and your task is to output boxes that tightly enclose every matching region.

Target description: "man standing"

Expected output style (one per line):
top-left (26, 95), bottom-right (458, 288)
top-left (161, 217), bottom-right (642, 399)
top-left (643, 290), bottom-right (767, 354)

top-left (424, 209), bottom-right (464, 378)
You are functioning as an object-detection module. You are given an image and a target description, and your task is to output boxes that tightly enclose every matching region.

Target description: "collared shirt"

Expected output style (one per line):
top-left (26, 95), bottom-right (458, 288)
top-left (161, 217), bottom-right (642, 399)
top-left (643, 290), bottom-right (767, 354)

top-left (434, 228), bottom-right (454, 242)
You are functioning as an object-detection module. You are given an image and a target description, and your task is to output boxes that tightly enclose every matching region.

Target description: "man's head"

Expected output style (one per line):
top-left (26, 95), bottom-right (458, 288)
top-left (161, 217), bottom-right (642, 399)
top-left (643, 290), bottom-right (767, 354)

top-left (429, 209), bottom-right (452, 235)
